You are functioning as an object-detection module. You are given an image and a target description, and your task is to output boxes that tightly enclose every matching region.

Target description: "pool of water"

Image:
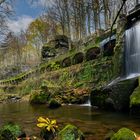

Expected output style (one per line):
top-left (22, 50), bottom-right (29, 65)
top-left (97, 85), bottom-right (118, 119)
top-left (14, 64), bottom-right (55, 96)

top-left (0, 102), bottom-right (140, 140)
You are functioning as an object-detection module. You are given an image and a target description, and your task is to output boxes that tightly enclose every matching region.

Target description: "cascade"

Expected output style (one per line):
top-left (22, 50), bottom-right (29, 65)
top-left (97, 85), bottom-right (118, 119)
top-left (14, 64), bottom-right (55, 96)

top-left (125, 21), bottom-right (140, 79)
top-left (80, 96), bottom-right (91, 107)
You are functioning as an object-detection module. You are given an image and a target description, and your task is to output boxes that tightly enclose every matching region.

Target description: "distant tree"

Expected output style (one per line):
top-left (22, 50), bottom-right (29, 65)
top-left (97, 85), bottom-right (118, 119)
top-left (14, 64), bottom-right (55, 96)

top-left (26, 18), bottom-right (47, 57)
top-left (0, 0), bottom-right (13, 44)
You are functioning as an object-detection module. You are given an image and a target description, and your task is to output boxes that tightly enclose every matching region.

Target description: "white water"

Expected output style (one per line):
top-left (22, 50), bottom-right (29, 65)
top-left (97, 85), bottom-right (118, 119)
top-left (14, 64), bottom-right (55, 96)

top-left (100, 35), bottom-right (116, 48)
top-left (80, 97), bottom-right (91, 107)
top-left (125, 21), bottom-right (140, 78)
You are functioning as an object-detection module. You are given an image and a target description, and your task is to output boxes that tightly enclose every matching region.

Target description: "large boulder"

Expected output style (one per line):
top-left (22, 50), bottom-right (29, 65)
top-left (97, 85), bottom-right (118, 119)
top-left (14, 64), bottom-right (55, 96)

top-left (86, 47), bottom-right (100, 61)
top-left (90, 78), bottom-right (138, 111)
top-left (111, 128), bottom-right (137, 140)
top-left (0, 122), bottom-right (26, 140)
top-left (54, 35), bottom-right (69, 49)
top-left (130, 86), bottom-right (140, 114)
top-left (41, 45), bottom-right (56, 60)
top-left (58, 124), bottom-right (85, 140)
top-left (62, 57), bottom-right (71, 67)
top-left (72, 53), bottom-right (84, 65)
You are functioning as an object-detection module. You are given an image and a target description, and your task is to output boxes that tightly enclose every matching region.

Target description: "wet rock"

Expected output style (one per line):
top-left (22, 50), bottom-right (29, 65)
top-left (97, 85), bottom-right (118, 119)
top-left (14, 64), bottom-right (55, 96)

top-left (49, 98), bottom-right (61, 109)
top-left (58, 124), bottom-right (85, 140)
top-left (90, 78), bottom-right (138, 111)
top-left (130, 86), bottom-right (140, 114)
top-left (6, 96), bottom-right (21, 103)
top-left (111, 128), bottom-right (137, 140)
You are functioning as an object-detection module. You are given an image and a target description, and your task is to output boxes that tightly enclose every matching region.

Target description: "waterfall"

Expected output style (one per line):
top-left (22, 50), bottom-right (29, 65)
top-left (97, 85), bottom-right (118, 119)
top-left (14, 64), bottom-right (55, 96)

top-left (125, 21), bottom-right (140, 79)
top-left (80, 96), bottom-right (91, 107)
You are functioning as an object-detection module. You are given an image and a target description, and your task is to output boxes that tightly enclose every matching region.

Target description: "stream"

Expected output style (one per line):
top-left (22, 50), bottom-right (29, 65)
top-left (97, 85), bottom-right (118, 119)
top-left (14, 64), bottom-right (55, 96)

top-left (0, 102), bottom-right (140, 140)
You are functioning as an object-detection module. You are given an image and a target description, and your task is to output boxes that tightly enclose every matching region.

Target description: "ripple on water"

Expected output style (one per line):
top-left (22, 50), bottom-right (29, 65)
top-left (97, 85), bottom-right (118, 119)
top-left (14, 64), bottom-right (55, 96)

top-left (0, 102), bottom-right (140, 140)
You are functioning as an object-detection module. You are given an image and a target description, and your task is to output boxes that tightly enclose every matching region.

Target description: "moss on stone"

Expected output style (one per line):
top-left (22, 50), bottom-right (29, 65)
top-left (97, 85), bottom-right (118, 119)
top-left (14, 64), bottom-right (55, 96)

top-left (113, 15), bottom-right (126, 78)
top-left (0, 122), bottom-right (23, 140)
top-left (111, 128), bottom-right (136, 140)
top-left (30, 90), bottom-right (50, 104)
top-left (90, 78), bottom-right (138, 111)
top-left (58, 124), bottom-right (84, 140)
top-left (130, 86), bottom-right (140, 107)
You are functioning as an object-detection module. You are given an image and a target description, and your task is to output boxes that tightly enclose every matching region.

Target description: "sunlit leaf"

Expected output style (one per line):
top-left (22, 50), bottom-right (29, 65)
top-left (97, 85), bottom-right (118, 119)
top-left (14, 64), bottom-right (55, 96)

top-left (37, 123), bottom-right (48, 128)
top-left (37, 117), bottom-right (58, 133)
top-left (38, 117), bottom-right (48, 123)
top-left (51, 120), bottom-right (56, 125)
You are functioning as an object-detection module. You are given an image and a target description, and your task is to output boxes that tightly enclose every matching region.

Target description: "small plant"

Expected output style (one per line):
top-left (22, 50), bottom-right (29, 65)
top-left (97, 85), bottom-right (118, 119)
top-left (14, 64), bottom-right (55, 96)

top-left (37, 117), bottom-right (58, 133)
top-left (37, 117), bottom-right (58, 140)
top-left (50, 62), bottom-right (60, 70)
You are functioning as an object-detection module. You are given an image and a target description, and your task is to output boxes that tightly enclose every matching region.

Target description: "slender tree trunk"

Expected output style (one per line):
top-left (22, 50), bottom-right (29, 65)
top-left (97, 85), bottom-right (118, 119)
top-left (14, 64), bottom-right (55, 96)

top-left (87, 3), bottom-right (91, 35)
top-left (103, 0), bottom-right (108, 29)
top-left (64, 0), bottom-right (71, 50)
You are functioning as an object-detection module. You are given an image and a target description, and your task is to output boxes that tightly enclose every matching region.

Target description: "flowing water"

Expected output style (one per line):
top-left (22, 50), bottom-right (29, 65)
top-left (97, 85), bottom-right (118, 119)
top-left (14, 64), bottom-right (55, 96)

top-left (125, 21), bottom-right (140, 78)
top-left (0, 102), bottom-right (140, 140)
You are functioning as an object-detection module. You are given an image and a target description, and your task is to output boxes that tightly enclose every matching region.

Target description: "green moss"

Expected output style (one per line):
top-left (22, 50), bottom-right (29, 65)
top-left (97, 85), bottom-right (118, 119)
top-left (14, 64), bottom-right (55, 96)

top-left (0, 122), bottom-right (22, 140)
top-left (58, 124), bottom-right (84, 140)
top-left (30, 90), bottom-right (50, 104)
top-left (111, 128), bottom-right (136, 140)
top-left (130, 86), bottom-right (140, 107)
top-left (113, 18), bottom-right (126, 78)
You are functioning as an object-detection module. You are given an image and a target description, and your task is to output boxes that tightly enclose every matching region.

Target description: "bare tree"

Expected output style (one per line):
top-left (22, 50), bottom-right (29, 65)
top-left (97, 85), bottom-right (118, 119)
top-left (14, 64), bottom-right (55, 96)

top-left (0, 0), bottom-right (13, 44)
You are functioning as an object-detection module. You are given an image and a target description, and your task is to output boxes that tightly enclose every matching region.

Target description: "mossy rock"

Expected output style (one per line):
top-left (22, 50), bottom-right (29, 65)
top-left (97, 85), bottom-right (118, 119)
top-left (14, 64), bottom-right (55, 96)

top-left (58, 124), bottom-right (85, 140)
top-left (130, 86), bottom-right (140, 114)
top-left (111, 128), bottom-right (136, 140)
top-left (0, 122), bottom-right (24, 140)
top-left (30, 90), bottom-right (50, 104)
top-left (90, 78), bottom-right (138, 111)
top-left (49, 98), bottom-right (61, 108)
top-left (90, 88), bottom-right (108, 108)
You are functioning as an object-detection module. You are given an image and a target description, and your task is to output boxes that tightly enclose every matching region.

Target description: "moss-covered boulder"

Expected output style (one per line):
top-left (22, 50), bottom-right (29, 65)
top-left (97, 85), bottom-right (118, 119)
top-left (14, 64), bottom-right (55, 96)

top-left (111, 128), bottom-right (136, 140)
top-left (90, 88), bottom-right (108, 109)
top-left (91, 78), bottom-right (138, 111)
top-left (62, 57), bottom-right (71, 67)
top-left (30, 90), bottom-right (50, 104)
top-left (0, 122), bottom-right (25, 140)
top-left (130, 86), bottom-right (140, 114)
top-left (58, 124), bottom-right (85, 140)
